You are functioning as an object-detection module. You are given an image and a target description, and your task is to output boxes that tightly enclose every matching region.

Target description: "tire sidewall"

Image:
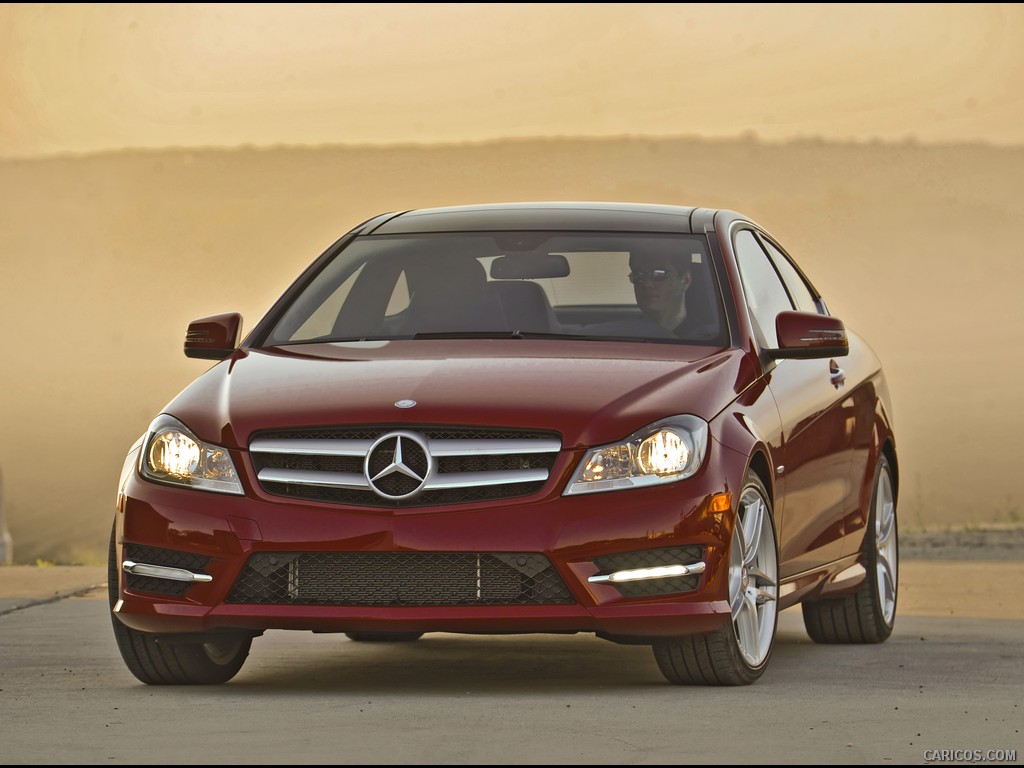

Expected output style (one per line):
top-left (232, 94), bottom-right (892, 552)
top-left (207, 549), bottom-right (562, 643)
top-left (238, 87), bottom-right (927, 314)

top-left (865, 455), bottom-right (898, 633)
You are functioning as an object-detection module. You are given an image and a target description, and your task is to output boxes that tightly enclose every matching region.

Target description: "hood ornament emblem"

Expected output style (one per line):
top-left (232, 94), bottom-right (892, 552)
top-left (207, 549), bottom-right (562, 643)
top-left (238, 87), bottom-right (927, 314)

top-left (395, 399), bottom-right (417, 408)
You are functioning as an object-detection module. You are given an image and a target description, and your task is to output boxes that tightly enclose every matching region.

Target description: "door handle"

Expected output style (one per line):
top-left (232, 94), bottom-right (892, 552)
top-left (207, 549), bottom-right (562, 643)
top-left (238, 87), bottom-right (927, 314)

top-left (829, 360), bottom-right (846, 388)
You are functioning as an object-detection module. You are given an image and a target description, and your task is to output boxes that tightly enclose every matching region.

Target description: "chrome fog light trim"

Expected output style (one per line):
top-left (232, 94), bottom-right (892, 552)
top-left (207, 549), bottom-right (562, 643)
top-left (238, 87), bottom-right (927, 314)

top-left (123, 560), bottom-right (213, 583)
top-left (588, 562), bottom-right (706, 583)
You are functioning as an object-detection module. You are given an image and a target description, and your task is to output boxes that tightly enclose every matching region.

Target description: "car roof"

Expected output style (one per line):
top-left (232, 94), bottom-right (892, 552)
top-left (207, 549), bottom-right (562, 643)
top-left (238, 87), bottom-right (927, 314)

top-left (366, 202), bottom-right (727, 235)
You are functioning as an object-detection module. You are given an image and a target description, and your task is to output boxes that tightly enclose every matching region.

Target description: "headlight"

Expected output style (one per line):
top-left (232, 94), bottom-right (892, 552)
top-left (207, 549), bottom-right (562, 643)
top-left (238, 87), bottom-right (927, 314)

top-left (564, 415), bottom-right (708, 496)
top-left (140, 415), bottom-right (244, 495)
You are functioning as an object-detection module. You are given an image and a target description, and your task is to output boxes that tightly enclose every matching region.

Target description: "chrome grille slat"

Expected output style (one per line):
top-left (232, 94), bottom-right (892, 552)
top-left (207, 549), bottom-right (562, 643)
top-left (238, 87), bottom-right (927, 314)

top-left (422, 469), bottom-right (549, 489)
top-left (250, 425), bottom-right (561, 507)
top-left (250, 438), bottom-right (372, 456)
top-left (257, 468), bottom-right (369, 489)
top-left (426, 439), bottom-right (562, 456)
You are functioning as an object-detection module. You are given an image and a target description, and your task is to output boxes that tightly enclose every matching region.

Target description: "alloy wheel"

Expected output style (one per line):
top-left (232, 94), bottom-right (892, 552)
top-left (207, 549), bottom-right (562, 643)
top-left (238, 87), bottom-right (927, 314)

top-left (874, 465), bottom-right (898, 625)
top-left (729, 485), bottom-right (779, 667)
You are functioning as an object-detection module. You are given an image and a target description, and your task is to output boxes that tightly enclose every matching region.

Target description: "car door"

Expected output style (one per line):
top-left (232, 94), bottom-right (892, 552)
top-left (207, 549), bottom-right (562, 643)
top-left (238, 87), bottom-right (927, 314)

top-left (733, 229), bottom-right (854, 578)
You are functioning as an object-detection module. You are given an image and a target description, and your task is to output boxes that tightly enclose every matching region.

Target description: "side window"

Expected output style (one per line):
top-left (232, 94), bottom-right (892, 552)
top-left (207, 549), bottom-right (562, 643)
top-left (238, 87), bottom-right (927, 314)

top-left (734, 229), bottom-right (793, 348)
top-left (759, 236), bottom-right (819, 314)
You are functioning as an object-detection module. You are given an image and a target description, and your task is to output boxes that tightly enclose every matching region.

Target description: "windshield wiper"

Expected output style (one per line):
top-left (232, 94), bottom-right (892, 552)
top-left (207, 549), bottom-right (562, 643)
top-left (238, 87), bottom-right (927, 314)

top-left (410, 331), bottom-right (667, 342)
top-left (412, 330), bottom-right (595, 341)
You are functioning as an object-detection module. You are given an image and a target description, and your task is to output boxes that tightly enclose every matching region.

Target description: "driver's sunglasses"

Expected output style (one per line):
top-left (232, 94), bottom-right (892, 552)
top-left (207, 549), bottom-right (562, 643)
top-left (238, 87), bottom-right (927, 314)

top-left (628, 268), bottom-right (670, 284)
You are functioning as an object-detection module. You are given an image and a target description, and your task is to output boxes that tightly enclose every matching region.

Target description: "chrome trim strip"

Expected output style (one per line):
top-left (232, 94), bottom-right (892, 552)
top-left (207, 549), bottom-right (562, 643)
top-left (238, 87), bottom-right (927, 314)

top-left (799, 333), bottom-right (847, 342)
top-left (424, 469), bottom-right (549, 489)
top-left (122, 560), bottom-right (213, 583)
top-left (250, 437), bottom-right (561, 457)
top-left (258, 468), bottom-right (369, 489)
top-left (588, 562), bottom-right (706, 583)
top-left (249, 438), bottom-right (372, 456)
top-left (427, 439), bottom-right (562, 456)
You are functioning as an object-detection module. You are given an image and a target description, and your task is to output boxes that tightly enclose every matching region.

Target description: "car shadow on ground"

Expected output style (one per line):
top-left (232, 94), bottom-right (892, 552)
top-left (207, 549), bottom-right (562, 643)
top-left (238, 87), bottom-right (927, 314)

top-left (218, 610), bottom-right (907, 694)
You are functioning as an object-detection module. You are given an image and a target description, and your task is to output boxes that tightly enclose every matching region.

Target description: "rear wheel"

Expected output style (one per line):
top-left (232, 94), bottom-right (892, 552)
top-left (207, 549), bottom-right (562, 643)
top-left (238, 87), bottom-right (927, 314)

top-left (801, 454), bottom-right (898, 643)
top-left (653, 472), bottom-right (779, 685)
top-left (108, 523), bottom-right (252, 684)
top-left (345, 632), bottom-right (424, 642)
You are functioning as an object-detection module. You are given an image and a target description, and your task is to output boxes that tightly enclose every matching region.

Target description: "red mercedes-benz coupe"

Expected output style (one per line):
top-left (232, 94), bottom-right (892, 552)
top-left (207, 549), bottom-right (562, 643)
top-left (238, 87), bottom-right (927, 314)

top-left (109, 202), bottom-right (898, 685)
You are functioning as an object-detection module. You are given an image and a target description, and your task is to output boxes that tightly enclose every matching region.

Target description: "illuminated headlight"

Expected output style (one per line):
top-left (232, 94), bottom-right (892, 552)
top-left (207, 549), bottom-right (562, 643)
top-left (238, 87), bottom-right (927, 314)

top-left (140, 415), bottom-right (244, 495)
top-left (564, 415), bottom-right (708, 496)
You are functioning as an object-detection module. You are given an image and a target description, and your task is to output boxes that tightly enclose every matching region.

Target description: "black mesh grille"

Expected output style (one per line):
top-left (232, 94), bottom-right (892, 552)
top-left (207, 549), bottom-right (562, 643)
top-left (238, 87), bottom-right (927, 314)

top-left (592, 546), bottom-right (704, 598)
top-left (124, 576), bottom-right (191, 596)
top-left (593, 546), bottom-right (702, 572)
top-left (373, 473), bottom-right (420, 497)
top-left (437, 454), bottom-right (557, 473)
top-left (228, 552), bottom-right (574, 606)
top-left (612, 575), bottom-right (700, 598)
top-left (259, 480), bottom-right (548, 507)
top-left (124, 544), bottom-right (210, 597)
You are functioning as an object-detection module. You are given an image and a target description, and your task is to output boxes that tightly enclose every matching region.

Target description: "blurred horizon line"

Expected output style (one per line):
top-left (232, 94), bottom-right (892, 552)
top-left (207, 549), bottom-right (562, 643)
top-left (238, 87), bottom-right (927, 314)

top-left (3, 131), bottom-right (1023, 163)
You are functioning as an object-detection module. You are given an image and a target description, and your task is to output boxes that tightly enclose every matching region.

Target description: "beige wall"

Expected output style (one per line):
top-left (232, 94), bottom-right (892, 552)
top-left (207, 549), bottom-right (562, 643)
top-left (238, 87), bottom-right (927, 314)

top-left (1, 137), bottom-right (1020, 563)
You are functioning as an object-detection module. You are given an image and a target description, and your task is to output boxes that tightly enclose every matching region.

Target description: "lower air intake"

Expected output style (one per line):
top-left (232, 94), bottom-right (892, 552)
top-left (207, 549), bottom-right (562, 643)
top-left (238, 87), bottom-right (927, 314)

top-left (229, 552), bottom-right (574, 606)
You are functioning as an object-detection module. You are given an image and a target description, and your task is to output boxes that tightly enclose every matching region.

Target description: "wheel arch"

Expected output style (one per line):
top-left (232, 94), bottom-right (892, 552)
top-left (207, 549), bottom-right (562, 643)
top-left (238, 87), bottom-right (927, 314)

top-left (880, 437), bottom-right (898, 504)
top-left (746, 449), bottom-right (774, 504)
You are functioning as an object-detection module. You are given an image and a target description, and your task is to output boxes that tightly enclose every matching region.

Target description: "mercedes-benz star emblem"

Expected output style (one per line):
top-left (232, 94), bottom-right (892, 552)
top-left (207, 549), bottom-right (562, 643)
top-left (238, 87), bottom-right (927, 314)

top-left (364, 431), bottom-right (433, 500)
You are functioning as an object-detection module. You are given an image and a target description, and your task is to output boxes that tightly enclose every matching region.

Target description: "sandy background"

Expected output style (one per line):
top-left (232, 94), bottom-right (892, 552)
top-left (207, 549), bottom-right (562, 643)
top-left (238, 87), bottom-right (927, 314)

top-left (1, 136), bottom-right (1021, 563)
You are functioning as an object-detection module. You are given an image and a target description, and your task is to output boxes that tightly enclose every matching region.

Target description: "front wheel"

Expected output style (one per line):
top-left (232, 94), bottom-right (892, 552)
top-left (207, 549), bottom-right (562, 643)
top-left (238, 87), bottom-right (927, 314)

top-left (653, 471), bottom-right (779, 685)
top-left (108, 523), bottom-right (252, 684)
top-left (802, 454), bottom-right (898, 643)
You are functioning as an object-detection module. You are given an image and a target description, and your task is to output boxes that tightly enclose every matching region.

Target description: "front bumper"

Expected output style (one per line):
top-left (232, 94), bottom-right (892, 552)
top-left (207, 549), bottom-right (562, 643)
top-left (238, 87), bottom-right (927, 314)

top-left (113, 443), bottom-right (741, 640)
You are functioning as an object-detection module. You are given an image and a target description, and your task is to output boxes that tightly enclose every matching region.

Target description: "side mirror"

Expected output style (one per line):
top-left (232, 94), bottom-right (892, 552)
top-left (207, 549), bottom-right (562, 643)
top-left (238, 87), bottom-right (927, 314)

top-left (184, 313), bottom-right (242, 360)
top-left (768, 311), bottom-right (849, 359)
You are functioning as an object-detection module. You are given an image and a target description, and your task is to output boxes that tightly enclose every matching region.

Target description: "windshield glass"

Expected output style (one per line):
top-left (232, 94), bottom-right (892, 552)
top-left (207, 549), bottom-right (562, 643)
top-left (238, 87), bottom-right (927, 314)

top-left (263, 232), bottom-right (729, 347)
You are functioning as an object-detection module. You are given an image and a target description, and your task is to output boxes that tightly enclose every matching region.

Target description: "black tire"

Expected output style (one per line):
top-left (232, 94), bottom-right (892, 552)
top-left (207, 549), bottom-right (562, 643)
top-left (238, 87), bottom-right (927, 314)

top-left (802, 454), bottom-right (898, 644)
top-left (345, 632), bottom-right (424, 642)
top-left (653, 471), bottom-right (779, 685)
top-left (108, 523), bottom-right (252, 684)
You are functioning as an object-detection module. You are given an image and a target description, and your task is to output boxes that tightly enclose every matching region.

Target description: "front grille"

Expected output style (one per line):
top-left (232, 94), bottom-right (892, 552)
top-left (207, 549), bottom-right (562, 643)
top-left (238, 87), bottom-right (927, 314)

top-left (124, 544), bottom-right (210, 597)
top-left (228, 552), bottom-right (574, 606)
top-left (592, 546), bottom-right (704, 598)
top-left (250, 424), bottom-right (561, 508)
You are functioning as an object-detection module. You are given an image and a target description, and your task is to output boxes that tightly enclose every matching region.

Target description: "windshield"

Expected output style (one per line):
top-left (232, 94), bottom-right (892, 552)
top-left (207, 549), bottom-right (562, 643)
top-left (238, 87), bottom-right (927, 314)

top-left (263, 232), bottom-right (729, 347)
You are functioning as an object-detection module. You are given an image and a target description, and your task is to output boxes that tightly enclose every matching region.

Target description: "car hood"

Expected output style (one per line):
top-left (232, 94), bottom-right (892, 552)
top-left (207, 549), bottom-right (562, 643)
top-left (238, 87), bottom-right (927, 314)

top-left (163, 339), bottom-right (756, 450)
